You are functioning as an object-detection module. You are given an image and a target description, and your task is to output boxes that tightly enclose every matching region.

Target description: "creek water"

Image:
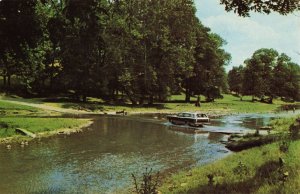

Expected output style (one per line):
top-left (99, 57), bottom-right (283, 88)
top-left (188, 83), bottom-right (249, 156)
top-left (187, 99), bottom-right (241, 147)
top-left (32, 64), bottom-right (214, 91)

top-left (0, 113), bottom-right (285, 193)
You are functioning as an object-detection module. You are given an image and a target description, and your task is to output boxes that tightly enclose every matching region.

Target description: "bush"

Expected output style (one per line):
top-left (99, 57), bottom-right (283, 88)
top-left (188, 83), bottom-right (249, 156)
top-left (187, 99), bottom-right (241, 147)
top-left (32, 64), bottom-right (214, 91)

top-left (132, 168), bottom-right (160, 194)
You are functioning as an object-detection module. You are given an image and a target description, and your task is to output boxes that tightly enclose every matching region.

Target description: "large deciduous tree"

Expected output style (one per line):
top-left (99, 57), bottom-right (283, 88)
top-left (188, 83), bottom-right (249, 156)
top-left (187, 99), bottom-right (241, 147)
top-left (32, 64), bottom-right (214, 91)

top-left (0, 0), bottom-right (44, 93)
top-left (220, 0), bottom-right (300, 16)
top-left (59, 0), bottom-right (109, 101)
top-left (231, 48), bottom-right (300, 102)
top-left (228, 65), bottom-right (244, 96)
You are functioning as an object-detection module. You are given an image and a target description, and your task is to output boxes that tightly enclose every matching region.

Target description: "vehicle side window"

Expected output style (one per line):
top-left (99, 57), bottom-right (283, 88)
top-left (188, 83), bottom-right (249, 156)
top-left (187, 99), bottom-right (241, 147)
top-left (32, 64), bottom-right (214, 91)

top-left (183, 113), bottom-right (191, 117)
top-left (178, 113), bottom-right (183, 117)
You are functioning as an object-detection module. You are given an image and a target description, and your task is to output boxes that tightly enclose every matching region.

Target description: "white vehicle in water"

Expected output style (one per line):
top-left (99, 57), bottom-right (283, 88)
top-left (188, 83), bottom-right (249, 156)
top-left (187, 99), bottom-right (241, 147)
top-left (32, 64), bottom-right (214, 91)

top-left (167, 112), bottom-right (210, 127)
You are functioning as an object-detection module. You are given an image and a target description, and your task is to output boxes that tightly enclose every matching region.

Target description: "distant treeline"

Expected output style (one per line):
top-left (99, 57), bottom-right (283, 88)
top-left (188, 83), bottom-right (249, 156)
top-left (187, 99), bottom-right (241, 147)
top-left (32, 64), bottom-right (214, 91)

top-left (228, 48), bottom-right (300, 102)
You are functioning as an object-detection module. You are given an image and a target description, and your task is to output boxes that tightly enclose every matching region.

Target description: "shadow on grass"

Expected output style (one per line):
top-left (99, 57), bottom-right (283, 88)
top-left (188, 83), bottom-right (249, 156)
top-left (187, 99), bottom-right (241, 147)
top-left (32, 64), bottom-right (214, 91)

top-left (43, 97), bottom-right (169, 112)
top-left (189, 160), bottom-right (283, 194)
top-left (276, 104), bottom-right (300, 112)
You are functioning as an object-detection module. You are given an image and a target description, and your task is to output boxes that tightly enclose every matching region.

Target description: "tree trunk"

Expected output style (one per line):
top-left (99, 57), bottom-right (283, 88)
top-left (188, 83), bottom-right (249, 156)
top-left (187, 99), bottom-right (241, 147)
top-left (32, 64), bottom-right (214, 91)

top-left (82, 95), bottom-right (87, 102)
top-left (148, 95), bottom-right (154, 105)
top-left (268, 96), bottom-right (273, 104)
top-left (185, 79), bottom-right (190, 103)
top-left (7, 74), bottom-right (11, 89)
top-left (3, 75), bottom-right (6, 87)
top-left (131, 99), bottom-right (137, 105)
top-left (185, 90), bottom-right (190, 102)
top-left (139, 97), bottom-right (144, 105)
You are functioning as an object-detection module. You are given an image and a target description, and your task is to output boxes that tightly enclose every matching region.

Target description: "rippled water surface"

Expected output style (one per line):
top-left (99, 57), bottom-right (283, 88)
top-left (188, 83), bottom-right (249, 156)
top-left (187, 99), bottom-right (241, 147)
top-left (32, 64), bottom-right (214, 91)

top-left (0, 114), bottom-right (276, 193)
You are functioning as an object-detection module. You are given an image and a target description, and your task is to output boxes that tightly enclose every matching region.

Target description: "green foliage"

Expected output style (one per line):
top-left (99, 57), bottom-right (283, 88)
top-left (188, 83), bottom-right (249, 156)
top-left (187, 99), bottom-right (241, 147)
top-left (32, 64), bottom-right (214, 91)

top-left (0, 0), bottom-right (232, 105)
top-left (229, 49), bottom-right (300, 102)
top-left (269, 116), bottom-right (299, 133)
top-left (220, 0), bottom-right (300, 17)
top-left (228, 65), bottom-right (244, 95)
top-left (132, 168), bottom-right (160, 194)
top-left (289, 120), bottom-right (300, 140)
top-left (233, 161), bottom-right (250, 179)
top-left (0, 0), bottom-right (45, 93)
top-left (279, 139), bottom-right (290, 153)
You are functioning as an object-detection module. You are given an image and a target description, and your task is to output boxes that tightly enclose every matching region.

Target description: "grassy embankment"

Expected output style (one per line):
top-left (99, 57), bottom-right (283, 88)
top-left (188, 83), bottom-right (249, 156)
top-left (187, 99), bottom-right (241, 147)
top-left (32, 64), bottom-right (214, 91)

top-left (0, 100), bottom-right (91, 142)
top-left (159, 116), bottom-right (300, 194)
top-left (2, 94), bottom-right (298, 115)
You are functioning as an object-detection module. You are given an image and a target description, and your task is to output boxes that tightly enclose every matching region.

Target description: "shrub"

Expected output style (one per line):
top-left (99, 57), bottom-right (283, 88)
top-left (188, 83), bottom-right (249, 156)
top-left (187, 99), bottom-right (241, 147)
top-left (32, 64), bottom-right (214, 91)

top-left (132, 168), bottom-right (160, 194)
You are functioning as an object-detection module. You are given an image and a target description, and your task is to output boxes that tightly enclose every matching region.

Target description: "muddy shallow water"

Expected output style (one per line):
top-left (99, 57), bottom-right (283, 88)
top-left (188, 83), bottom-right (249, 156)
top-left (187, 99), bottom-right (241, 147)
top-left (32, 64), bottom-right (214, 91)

top-left (0, 113), bottom-right (282, 193)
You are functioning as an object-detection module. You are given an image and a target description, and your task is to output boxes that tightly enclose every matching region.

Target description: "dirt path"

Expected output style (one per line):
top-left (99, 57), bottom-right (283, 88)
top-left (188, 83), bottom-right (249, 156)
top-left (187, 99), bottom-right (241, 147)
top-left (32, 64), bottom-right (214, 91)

top-left (0, 97), bottom-right (97, 114)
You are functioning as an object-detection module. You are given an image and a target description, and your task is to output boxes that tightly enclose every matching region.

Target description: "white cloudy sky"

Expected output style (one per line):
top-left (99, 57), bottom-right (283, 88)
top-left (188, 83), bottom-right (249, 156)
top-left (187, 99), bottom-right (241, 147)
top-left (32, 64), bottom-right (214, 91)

top-left (195, 0), bottom-right (300, 71)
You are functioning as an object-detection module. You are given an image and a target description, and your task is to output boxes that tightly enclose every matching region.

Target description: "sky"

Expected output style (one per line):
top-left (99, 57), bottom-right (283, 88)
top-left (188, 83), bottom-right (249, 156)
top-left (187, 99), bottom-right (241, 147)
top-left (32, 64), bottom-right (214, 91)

top-left (195, 0), bottom-right (300, 71)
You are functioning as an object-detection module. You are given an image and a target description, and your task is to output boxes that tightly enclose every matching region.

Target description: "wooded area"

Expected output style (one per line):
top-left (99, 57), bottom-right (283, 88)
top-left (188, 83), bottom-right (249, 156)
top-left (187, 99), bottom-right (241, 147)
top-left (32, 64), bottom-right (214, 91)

top-left (0, 0), bottom-right (299, 104)
top-left (228, 49), bottom-right (300, 102)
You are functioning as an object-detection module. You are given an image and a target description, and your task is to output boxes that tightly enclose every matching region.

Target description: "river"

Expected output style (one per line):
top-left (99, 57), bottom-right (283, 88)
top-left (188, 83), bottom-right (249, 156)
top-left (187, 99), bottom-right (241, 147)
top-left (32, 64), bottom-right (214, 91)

top-left (0, 113), bottom-right (284, 193)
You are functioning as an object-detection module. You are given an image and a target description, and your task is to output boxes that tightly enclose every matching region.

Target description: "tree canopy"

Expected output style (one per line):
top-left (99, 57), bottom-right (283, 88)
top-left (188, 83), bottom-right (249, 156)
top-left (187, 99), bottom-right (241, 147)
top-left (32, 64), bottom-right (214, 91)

top-left (0, 0), bottom-right (230, 103)
top-left (228, 48), bottom-right (300, 102)
top-left (220, 0), bottom-right (300, 16)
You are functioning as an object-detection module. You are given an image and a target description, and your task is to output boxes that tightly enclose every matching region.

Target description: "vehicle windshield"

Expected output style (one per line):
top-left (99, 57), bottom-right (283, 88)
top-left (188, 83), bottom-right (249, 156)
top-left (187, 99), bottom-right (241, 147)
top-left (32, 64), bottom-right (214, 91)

top-left (197, 114), bottom-right (207, 118)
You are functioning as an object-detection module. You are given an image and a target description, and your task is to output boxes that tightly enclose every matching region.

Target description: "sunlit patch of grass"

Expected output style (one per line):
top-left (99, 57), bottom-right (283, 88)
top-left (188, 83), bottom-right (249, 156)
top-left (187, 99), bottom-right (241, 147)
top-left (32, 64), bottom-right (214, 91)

top-left (159, 140), bottom-right (300, 194)
top-left (1, 94), bottom-right (298, 115)
top-left (269, 116), bottom-right (299, 133)
top-left (0, 117), bottom-right (89, 138)
top-left (0, 101), bottom-right (38, 111)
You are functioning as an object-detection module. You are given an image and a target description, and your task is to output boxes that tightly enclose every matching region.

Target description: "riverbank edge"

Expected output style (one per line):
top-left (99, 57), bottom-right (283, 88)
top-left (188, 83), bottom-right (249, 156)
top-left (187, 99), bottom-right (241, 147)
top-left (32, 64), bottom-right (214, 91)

top-left (0, 120), bottom-right (93, 145)
top-left (158, 116), bottom-right (300, 193)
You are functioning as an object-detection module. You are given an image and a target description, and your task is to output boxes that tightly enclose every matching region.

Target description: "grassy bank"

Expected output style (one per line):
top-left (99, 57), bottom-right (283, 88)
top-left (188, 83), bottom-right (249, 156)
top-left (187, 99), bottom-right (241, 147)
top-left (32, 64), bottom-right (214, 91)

top-left (159, 140), bottom-right (300, 193)
top-left (2, 94), bottom-right (298, 115)
top-left (159, 116), bottom-right (300, 193)
top-left (0, 100), bottom-right (91, 143)
top-left (51, 94), bottom-right (298, 114)
top-left (0, 117), bottom-right (90, 138)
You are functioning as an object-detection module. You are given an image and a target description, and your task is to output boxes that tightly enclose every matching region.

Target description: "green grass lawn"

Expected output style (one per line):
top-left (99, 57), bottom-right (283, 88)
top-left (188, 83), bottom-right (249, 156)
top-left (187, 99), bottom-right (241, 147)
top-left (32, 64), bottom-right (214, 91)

top-left (0, 100), bottom-right (90, 139)
top-left (1, 94), bottom-right (298, 114)
top-left (0, 100), bottom-right (61, 117)
top-left (0, 100), bottom-right (38, 110)
top-left (269, 116), bottom-right (299, 133)
top-left (159, 116), bottom-right (300, 194)
top-left (99, 94), bottom-right (293, 114)
top-left (0, 117), bottom-right (89, 138)
top-left (159, 140), bottom-right (300, 194)
top-left (35, 94), bottom-right (298, 114)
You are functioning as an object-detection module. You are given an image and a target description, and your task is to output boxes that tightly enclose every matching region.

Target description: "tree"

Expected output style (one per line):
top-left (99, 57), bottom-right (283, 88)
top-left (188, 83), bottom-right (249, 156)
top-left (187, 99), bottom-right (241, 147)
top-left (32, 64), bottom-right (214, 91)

top-left (0, 0), bottom-right (44, 93)
top-left (59, 0), bottom-right (109, 101)
top-left (272, 53), bottom-right (300, 101)
top-left (242, 48), bottom-right (278, 102)
top-left (190, 28), bottom-right (231, 102)
top-left (220, 0), bottom-right (300, 17)
top-left (242, 49), bottom-right (299, 102)
top-left (106, 0), bottom-right (199, 104)
top-left (228, 65), bottom-right (244, 96)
